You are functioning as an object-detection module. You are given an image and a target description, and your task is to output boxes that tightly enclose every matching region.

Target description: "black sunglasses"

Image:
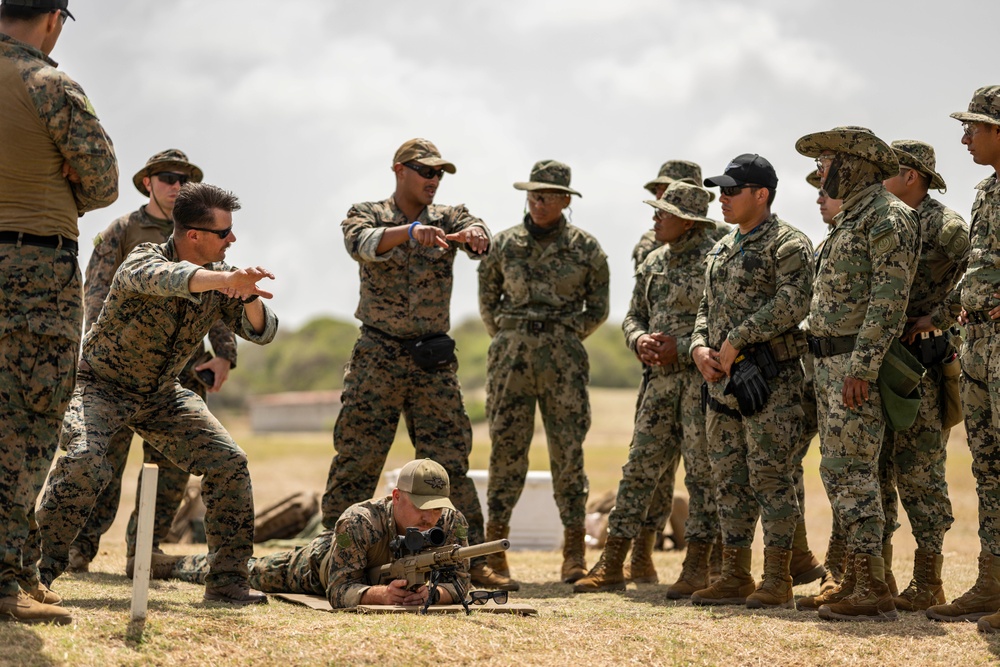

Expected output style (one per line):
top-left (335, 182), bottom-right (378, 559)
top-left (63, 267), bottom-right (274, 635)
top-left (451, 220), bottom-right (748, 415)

top-left (403, 161), bottom-right (446, 180)
top-left (155, 172), bottom-right (190, 186)
top-left (185, 225), bottom-right (233, 239)
top-left (468, 590), bottom-right (508, 605)
top-left (719, 184), bottom-right (760, 197)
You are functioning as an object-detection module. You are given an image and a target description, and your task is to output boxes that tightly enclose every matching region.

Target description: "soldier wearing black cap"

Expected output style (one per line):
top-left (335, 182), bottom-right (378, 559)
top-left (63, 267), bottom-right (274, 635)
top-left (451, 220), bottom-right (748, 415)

top-left (0, 0), bottom-right (117, 625)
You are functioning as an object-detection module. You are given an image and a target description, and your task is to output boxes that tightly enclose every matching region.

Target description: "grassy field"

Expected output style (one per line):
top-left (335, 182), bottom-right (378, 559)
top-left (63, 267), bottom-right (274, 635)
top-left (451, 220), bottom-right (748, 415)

top-left (4, 387), bottom-right (999, 666)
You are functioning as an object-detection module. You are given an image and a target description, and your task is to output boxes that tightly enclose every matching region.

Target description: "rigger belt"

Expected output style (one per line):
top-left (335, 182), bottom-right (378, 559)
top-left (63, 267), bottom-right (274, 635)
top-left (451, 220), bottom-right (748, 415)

top-left (807, 335), bottom-right (856, 358)
top-left (0, 231), bottom-right (78, 254)
top-left (965, 311), bottom-right (1000, 341)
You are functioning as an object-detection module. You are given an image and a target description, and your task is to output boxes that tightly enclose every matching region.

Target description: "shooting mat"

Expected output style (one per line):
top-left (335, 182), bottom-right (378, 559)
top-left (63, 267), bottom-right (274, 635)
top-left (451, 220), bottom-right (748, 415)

top-left (272, 593), bottom-right (537, 616)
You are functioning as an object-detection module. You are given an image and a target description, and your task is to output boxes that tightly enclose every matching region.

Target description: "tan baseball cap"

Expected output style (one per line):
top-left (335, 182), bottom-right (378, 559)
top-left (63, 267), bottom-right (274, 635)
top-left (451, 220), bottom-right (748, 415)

top-left (392, 138), bottom-right (456, 174)
top-left (396, 459), bottom-right (454, 510)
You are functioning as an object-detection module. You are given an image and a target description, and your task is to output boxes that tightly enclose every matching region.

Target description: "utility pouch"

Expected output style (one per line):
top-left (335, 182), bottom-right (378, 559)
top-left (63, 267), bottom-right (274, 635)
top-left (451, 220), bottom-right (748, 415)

top-left (403, 332), bottom-right (457, 371)
top-left (940, 352), bottom-right (963, 430)
top-left (746, 342), bottom-right (780, 380)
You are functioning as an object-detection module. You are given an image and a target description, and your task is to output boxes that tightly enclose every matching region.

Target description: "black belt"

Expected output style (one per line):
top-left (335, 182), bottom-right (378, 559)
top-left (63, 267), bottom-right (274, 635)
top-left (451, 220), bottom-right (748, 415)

top-left (501, 320), bottom-right (562, 334)
top-left (807, 335), bottom-right (855, 358)
top-left (0, 231), bottom-right (78, 254)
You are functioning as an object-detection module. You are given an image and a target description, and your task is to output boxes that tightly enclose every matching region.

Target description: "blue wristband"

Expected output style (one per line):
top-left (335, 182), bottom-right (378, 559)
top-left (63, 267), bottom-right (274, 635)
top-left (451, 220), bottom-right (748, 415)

top-left (408, 221), bottom-right (421, 239)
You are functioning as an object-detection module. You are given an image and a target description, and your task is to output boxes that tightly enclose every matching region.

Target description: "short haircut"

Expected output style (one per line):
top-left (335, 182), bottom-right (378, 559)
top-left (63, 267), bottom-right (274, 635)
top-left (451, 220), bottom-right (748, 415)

top-left (172, 183), bottom-right (241, 230)
top-left (0, 6), bottom-right (50, 21)
top-left (752, 186), bottom-right (777, 207)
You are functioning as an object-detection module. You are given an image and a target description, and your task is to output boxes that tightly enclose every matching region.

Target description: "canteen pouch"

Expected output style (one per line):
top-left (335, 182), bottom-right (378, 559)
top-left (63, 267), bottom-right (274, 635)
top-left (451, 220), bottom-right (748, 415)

top-left (940, 352), bottom-right (963, 430)
top-left (403, 332), bottom-right (457, 371)
top-left (877, 338), bottom-right (926, 432)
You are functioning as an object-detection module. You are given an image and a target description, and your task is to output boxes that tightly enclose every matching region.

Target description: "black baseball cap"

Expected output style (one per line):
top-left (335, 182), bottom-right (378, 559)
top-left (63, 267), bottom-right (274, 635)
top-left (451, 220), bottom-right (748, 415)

top-left (704, 154), bottom-right (778, 190)
top-left (1, 0), bottom-right (74, 20)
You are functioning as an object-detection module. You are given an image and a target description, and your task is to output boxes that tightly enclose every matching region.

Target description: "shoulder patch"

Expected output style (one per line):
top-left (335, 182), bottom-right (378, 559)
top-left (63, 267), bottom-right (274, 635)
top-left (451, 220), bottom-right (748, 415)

top-left (335, 531), bottom-right (353, 549)
top-left (775, 241), bottom-right (804, 274)
top-left (939, 217), bottom-right (970, 258)
top-left (64, 86), bottom-right (98, 119)
top-left (92, 233), bottom-right (103, 247)
top-left (454, 524), bottom-right (467, 540)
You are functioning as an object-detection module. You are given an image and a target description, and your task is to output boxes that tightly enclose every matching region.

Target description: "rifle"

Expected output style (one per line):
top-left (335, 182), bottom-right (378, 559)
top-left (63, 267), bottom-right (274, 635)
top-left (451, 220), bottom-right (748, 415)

top-left (365, 527), bottom-right (511, 614)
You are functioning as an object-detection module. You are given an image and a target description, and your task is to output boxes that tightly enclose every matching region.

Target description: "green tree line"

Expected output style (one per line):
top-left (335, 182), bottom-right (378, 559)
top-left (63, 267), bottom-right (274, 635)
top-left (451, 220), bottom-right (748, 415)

top-left (216, 316), bottom-right (643, 408)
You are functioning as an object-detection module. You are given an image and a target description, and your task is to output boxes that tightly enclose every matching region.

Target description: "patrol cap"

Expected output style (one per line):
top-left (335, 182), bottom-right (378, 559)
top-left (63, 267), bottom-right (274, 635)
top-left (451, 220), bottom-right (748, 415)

top-left (704, 153), bottom-right (778, 190)
top-left (132, 149), bottom-right (204, 196)
top-left (643, 182), bottom-right (715, 229)
top-left (643, 160), bottom-right (714, 202)
top-left (1, 0), bottom-right (74, 20)
top-left (891, 140), bottom-right (946, 192)
top-left (393, 138), bottom-right (456, 174)
top-left (513, 159), bottom-right (581, 197)
top-left (951, 85), bottom-right (1000, 127)
top-left (805, 170), bottom-right (822, 190)
top-left (396, 459), bottom-right (454, 511)
top-left (795, 126), bottom-right (898, 181)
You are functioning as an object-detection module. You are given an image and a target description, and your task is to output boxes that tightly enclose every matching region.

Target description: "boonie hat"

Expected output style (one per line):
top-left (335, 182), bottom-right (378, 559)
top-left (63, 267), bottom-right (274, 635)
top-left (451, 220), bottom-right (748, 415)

top-left (704, 153), bottom-right (778, 190)
top-left (1, 0), bottom-right (73, 20)
top-left (396, 459), bottom-right (454, 511)
top-left (950, 85), bottom-right (1000, 127)
top-left (644, 182), bottom-right (715, 229)
top-left (132, 149), bottom-right (203, 196)
top-left (644, 160), bottom-right (714, 202)
top-left (393, 138), bottom-right (456, 174)
top-left (890, 140), bottom-right (946, 192)
top-left (795, 126), bottom-right (898, 181)
top-left (805, 170), bottom-right (822, 190)
top-left (513, 160), bottom-right (581, 196)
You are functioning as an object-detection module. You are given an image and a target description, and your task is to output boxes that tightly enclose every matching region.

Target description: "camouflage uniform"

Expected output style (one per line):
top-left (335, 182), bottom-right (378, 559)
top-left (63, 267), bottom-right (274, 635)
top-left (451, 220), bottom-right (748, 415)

top-left (691, 214), bottom-right (814, 549)
top-left (172, 496), bottom-right (470, 608)
top-left (34, 238), bottom-right (277, 587)
top-left (614, 226), bottom-right (718, 542)
top-left (0, 32), bottom-right (117, 598)
top-left (807, 184), bottom-right (918, 556)
top-left (322, 197), bottom-right (490, 547)
top-left (69, 206), bottom-right (238, 563)
top-left (879, 195), bottom-right (968, 553)
top-left (479, 215), bottom-right (608, 527)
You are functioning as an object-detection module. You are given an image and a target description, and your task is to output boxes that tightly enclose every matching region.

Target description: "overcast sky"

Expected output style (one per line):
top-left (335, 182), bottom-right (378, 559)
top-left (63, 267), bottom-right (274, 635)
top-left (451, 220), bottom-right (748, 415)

top-left (57, 1), bottom-right (999, 331)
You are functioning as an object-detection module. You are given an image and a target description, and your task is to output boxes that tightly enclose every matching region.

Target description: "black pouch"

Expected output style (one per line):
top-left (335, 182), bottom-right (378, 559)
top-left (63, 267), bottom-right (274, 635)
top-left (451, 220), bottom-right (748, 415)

top-left (746, 342), bottom-right (780, 380)
top-left (403, 333), bottom-right (457, 371)
top-left (700, 382), bottom-right (709, 415)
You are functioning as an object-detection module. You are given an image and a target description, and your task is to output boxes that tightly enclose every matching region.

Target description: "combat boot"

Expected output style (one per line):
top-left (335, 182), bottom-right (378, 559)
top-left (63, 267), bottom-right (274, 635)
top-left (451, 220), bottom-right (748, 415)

top-left (691, 545), bottom-right (756, 606)
top-left (818, 553), bottom-right (898, 621)
top-left (469, 561), bottom-right (520, 592)
top-left (0, 590), bottom-right (72, 625)
top-left (819, 537), bottom-right (849, 594)
top-left (485, 522), bottom-right (512, 577)
top-left (204, 582), bottom-right (268, 605)
top-left (797, 551), bottom-right (856, 611)
top-left (127, 550), bottom-right (182, 580)
top-left (746, 546), bottom-right (794, 609)
top-left (25, 582), bottom-right (61, 606)
top-left (573, 536), bottom-right (630, 593)
top-left (623, 528), bottom-right (658, 584)
top-left (882, 540), bottom-right (898, 597)
top-left (561, 526), bottom-right (588, 583)
top-left (789, 521), bottom-right (825, 586)
top-left (926, 551), bottom-right (1000, 622)
top-left (708, 534), bottom-right (723, 583)
top-left (66, 545), bottom-right (90, 574)
top-left (894, 549), bottom-right (946, 612)
top-left (666, 541), bottom-right (712, 599)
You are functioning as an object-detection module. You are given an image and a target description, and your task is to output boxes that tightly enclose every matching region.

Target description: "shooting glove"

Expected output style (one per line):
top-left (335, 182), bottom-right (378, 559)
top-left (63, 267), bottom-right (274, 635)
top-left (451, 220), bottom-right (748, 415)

top-left (724, 353), bottom-right (771, 417)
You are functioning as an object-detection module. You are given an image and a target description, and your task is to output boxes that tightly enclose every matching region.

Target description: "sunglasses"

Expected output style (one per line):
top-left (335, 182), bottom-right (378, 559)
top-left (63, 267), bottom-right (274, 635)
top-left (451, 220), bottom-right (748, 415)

top-left (185, 224), bottom-right (233, 239)
top-left (468, 590), bottom-right (508, 605)
top-left (155, 172), bottom-right (190, 186)
top-left (719, 184), bottom-right (760, 197)
top-left (403, 161), bottom-right (446, 180)
top-left (527, 192), bottom-right (568, 205)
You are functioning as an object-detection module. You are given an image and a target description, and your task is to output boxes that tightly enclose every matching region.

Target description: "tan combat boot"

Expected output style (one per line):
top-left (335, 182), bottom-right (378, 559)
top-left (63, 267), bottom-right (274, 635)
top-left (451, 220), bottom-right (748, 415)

top-left (25, 582), bottom-right (61, 606)
top-left (666, 541), bottom-right (713, 599)
top-left (708, 534), bottom-right (723, 583)
top-left (204, 582), bottom-right (268, 605)
top-left (485, 522), bottom-right (512, 577)
top-left (797, 551), bottom-right (856, 611)
top-left (623, 528), bottom-right (658, 584)
top-left (894, 549), bottom-right (946, 612)
top-left (66, 545), bottom-right (90, 574)
top-left (0, 590), bottom-right (72, 625)
top-left (573, 536), bottom-right (630, 593)
top-left (469, 561), bottom-right (520, 592)
top-left (882, 540), bottom-right (898, 597)
top-left (818, 553), bottom-right (898, 621)
top-left (819, 537), bottom-right (849, 594)
top-left (561, 526), bottom-right (588, 583)
top-left (690, 545), bottom-right (756, 606)
top-left (927, 551), bottom-right (1000, 622)
top-left (746, 546), bottom-right (794, 609)
top-left (789, 521), bottom-right (825, 586)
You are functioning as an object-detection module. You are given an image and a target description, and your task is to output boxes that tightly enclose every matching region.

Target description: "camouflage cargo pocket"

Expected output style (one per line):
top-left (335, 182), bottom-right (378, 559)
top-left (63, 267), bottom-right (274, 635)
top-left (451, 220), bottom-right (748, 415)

top-left (0, 329), bottom-right (78, 416)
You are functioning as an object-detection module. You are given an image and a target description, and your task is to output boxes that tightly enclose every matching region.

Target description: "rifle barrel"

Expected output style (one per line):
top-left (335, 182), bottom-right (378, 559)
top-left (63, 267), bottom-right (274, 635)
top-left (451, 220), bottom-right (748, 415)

top-left (440, 539), bottom-right (510, 563)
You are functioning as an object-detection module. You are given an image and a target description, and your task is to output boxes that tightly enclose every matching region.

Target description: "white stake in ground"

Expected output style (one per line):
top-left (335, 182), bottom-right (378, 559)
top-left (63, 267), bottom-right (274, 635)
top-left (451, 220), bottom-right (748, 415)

top-left (131, 463), bottom-right (159, 622)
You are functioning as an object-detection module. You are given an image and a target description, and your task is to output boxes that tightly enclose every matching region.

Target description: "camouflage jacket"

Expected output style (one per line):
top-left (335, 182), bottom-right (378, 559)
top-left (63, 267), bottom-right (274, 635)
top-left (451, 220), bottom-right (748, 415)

top-left (623, 227), bottom-right (715, 375)
top-left (82, 238), bottom-right (277, 395)
top-left (343, 196), bottom-right (490, 339)
top-left (806, 184), bottom-right (919, 382)
top-left (951, 174), bottom-right (1000, 314)
top-left (85, 207), bottom-right (238, 376)
top-left (478, 216), bottom-right (610, 339)
top-left (906, 195), bottom-right (970, 329)
top-left (324, 496), bottom-right (469, 608)
top-left (0, 33), bottom-right (117, 237)
top-left (631, 230), bottom-right (660, 270)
